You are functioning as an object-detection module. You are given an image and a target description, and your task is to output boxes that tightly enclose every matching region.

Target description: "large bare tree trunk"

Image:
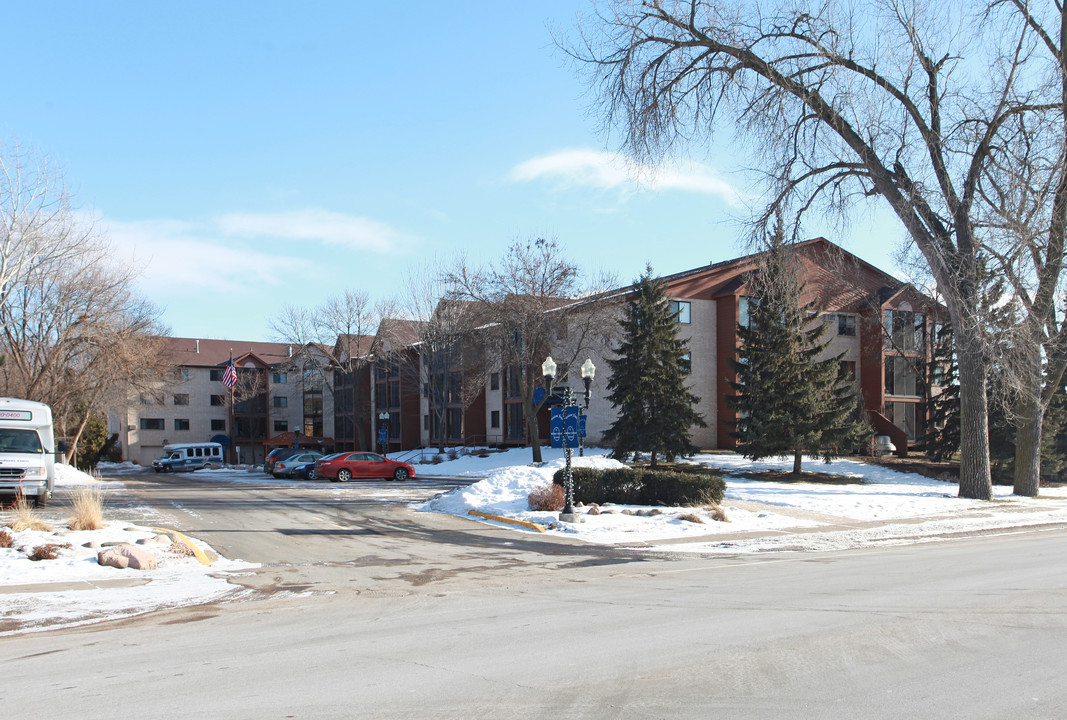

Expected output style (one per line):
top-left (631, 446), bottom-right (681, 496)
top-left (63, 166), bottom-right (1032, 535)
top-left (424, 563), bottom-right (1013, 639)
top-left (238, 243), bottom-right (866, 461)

top-left (957, 348), bottom-right (993, 500)
top-left (1013, 358), bottom-right (1043, 497)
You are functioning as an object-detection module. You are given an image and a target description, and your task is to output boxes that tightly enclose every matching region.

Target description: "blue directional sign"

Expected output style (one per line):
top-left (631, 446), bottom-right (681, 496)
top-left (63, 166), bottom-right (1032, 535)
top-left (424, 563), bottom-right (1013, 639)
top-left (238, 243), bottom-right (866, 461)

top-left (378, 428), bottom-right (387, 446)
top-left (550, 407), bottom-right (564, 448)
top-left (564, 405), bottom-right (579, 447)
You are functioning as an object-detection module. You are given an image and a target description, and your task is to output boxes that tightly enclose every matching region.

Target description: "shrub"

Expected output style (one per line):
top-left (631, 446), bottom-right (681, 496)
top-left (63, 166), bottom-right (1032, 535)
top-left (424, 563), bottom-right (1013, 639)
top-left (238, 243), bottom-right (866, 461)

top-left (0, 529), bottom-right (12, 548)
top-left (11, 499), bottom-right (53, 532)
top-left (69, 485), bottom-right (106, 531)
top-left (528, 483), bottom-right (565, 511)
top-left (28, 542), bottom-right (70, 561)
top-left (678, 513), bottom-right (704, 524)
top-left (707, 504), bottom-right (730, 522)
top-left (552, 466), bottom-right (726, 507)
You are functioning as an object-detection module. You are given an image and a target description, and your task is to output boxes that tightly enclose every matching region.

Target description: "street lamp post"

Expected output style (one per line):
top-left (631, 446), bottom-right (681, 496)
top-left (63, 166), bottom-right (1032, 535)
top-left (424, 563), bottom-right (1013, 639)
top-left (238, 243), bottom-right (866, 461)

top-left (542, 355), bottom-right (596, 523)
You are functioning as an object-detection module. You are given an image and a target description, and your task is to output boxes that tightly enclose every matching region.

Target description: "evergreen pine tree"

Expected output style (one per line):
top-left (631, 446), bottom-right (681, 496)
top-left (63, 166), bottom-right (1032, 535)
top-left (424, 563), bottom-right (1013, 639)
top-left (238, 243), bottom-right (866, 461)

top-left (922, 322), bottom-right (960, 462)
top-left (603, 266), bottom-right (706, 467)
top-left (727, 242), bottom-right (869, 474)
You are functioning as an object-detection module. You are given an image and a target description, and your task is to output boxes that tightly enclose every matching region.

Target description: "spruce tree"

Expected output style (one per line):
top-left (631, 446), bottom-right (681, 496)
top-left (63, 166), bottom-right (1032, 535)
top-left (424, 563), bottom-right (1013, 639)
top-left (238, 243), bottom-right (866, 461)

top-left (727, 243), bottom-right (868, 474)
top-left (922, 323), bottom-right (960, 462)
top-left (603, 267), bottom-right (706, 467)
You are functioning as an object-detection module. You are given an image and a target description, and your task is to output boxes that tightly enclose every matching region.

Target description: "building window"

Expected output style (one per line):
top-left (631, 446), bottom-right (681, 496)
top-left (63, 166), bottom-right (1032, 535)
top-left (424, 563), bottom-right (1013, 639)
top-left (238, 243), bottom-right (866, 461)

top-left (272, 372), bottom-right (288, 384)
top-left (209, 369), bottom-right (223, 382)
top-left (174, 418), bottom-right (190, 431)
top-left (739, 296), bottom-right (759, 328)
top-left (490, 372), bottom-right (500, 391)
top-left (210, 394), bottom-right (224, 406)
top-left (140, 393), bottom-right (163, 406)
top-left (273, 396), bottom-right (288, 408)
top-left (274, 420), bottom-right (288, 432)
top-left (670, 300), bottom-right (691, 324)
top-left (140, 418), bottom-right (164, 431)
top-left (837, 314), bottom-right (856, 336)
top-left (173, 393), bottom-right (189, 406)
top-left (211, 419), bottom-right (226, 431)
top-left (680, 352), bottom-right (692, 374)
top-left (886, 401), bottom-right (917, 441)
top-left (884, 309), bottom-right (925, 353)
top-left (885, 356), bottom-right (919, 397)
top-left (174, 368), bottom-right (190, 382)
top-left (491, 410), bottom-right (500, 429)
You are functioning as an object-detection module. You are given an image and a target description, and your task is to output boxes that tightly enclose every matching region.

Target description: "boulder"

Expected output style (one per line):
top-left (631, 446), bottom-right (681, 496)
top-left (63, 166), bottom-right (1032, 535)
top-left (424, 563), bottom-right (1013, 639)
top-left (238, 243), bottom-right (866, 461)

top-left (98, 543), bottom-right (158, 570)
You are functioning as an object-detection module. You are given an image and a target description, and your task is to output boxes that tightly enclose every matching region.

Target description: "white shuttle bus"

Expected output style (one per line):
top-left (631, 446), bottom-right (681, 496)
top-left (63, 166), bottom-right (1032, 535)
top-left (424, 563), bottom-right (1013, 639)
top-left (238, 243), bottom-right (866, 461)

top-left (0, 398), bottom-right (56, 507)
top-left (152, 442), bottom-right (223, 472)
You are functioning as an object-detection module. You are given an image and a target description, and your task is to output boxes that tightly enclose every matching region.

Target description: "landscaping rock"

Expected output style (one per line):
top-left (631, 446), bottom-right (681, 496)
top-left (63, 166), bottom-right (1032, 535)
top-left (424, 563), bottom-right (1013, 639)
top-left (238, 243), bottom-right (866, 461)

top-left (587, 504), bottom-right (601, 515)
top-left (98, 544), bottom-right (158, 570)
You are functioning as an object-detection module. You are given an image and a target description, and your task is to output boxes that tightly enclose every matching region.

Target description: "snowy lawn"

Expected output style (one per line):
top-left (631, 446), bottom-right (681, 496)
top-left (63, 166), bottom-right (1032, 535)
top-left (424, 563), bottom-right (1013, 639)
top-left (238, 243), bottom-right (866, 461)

top-left (0, 464), bottom-right (254, 635)
top-left (414, 447), bottom-right (1067, 550)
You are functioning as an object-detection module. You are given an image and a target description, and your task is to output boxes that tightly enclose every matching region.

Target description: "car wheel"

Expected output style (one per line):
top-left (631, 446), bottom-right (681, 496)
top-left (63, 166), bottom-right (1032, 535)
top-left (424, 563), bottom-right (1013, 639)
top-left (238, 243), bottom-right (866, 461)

top-left (393, 468), bottom-right (409, 481)
top-left (337, 468), bottom-right (352, 482)
top-left (308, 468), bottom-right (318, 481)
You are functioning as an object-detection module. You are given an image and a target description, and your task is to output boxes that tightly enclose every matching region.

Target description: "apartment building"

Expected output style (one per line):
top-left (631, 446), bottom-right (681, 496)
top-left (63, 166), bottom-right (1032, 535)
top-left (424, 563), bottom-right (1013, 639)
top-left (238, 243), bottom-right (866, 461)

top-left (113, 338), bottom-right (337, 466)
top-left (112, 238), bottom-right (940, 465)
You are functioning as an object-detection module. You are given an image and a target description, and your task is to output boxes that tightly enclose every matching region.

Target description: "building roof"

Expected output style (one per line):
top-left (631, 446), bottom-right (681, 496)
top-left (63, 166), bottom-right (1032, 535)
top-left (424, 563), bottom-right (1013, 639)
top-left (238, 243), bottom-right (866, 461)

top-left (655, 237), bottom-right (915, 312)
top-left (161, 337), bottom-right (301, 368)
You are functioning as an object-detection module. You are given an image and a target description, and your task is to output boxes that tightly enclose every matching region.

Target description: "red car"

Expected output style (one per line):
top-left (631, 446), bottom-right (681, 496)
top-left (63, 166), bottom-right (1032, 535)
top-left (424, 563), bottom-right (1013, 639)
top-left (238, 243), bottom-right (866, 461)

top-left (316, 452), bottom-right (416, 482)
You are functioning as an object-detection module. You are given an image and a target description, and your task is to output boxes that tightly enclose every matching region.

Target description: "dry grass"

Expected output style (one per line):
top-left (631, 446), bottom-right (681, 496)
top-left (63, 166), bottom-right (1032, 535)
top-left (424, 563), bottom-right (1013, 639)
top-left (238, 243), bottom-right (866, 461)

top-left (528, 483), bottom-right (565, 511)
top-left (69, 485), bottom-right (106, 531)
top-left (678, 512), bottom-right (704, 524)
top-left (10, 499), bottom-right (53, 532)
top-left (27, 542), bottom-right (70, 561)
top-left (0, 529), bottom-right (12, 548)
top-left (707, 504), bottom-right (730, 522)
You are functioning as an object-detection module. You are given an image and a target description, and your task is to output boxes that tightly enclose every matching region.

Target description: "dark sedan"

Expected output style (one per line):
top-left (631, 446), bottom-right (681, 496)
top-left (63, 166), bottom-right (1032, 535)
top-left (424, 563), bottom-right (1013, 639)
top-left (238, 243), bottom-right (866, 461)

top-left (316, 452), bottom-right (416, 482)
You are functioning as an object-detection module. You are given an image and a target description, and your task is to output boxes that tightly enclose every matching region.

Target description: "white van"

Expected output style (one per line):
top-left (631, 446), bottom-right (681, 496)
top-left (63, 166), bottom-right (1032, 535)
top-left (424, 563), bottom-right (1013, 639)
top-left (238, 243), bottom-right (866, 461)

top-left (0, 398), bottom-right (56, 507)
top-left (152, 442), bottom-right (223, 473)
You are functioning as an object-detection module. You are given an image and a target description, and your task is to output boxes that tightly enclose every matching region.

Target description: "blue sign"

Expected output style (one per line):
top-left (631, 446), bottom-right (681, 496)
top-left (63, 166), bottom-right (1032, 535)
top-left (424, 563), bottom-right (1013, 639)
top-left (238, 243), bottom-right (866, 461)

top-left (378, 428), bottom-right (387, 445)
top-left (579, 413), bottom-right (587, 439)
top-left (551, 405), bottom-right (581, 448)
top-left (550, 407), bottom-right (564, 448)
top-left (564, 405), bottom-right (579, 446)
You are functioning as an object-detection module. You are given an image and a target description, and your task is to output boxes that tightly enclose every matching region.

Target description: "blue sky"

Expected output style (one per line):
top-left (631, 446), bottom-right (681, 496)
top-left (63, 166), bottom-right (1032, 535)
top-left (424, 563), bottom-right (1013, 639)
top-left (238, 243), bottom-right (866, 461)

top-left (5, 2), bottom-right (907, 341)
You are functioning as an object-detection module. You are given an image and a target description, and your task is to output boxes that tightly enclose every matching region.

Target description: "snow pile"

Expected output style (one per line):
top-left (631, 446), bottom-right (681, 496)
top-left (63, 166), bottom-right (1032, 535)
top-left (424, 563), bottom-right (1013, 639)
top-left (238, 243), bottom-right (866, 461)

top-left (417, 449), bottom-right (1067, 549)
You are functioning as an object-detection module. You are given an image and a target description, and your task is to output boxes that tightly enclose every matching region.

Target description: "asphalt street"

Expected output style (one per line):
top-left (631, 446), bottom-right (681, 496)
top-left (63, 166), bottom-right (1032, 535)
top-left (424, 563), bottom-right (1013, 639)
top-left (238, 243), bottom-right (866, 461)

top-left (3, 471), bottom-right (1066, 719)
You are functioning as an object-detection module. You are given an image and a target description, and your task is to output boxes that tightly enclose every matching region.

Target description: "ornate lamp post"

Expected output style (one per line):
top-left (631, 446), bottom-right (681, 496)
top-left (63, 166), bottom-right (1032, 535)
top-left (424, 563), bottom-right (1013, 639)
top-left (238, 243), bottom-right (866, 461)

top-left (542, 355), bottom-right (596, 523)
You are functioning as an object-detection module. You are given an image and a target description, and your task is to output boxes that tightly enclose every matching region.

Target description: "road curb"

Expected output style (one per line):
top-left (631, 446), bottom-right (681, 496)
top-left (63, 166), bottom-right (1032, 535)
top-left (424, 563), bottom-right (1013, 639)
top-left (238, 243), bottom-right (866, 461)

top-left (148, 526), bottom-right (214, 565)
top-left (468, 510), bottom-right (547, 533)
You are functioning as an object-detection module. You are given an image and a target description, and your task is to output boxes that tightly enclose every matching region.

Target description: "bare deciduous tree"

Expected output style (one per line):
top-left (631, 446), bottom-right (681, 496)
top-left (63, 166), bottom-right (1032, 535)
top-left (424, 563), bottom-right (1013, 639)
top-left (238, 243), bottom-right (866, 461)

top-left (564, 0), bottom-right (1067, 499)
top-left (272, 290), bottom-right (392, 450)
top-left (444, 237), bottom-right (616, 463)
top-left (0, 140), bottom-right (168, 461)
top-left (402, 264), bottom-right (489, 451)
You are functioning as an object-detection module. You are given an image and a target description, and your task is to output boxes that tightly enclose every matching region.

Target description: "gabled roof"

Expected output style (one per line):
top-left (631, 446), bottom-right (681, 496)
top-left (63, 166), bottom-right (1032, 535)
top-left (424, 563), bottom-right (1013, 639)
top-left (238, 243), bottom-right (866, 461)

top-left (162, 337), bottom-right (300, 368)
top-left (653, 237), bottom-right (919, 313)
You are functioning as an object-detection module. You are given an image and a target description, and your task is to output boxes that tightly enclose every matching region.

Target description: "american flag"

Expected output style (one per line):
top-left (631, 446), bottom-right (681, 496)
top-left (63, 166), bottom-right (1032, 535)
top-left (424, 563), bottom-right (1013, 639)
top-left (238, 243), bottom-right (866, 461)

top-left (222, 359), bottom-right (237, 388)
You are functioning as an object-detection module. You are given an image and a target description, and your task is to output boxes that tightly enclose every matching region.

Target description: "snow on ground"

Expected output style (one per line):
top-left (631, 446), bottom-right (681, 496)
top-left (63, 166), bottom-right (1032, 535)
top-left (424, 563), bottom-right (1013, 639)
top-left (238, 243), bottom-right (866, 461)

top-left (0, 464), bottom-right (255, 635)
top-left (414, 447), bottom-right (1067, 552)
top-left (6, 447), bottom-right (1067, 634)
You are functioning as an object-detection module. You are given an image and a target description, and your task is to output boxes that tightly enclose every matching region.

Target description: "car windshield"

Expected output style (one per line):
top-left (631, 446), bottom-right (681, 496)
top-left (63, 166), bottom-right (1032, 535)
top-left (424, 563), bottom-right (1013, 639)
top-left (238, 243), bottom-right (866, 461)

top-left (0, 429), bottom-right (43, 454)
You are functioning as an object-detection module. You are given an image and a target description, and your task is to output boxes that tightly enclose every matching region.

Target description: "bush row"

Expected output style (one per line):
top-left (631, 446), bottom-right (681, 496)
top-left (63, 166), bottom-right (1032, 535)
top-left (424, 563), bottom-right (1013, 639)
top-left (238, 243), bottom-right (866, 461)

top-left (551, 466), bottom-right (726, 507)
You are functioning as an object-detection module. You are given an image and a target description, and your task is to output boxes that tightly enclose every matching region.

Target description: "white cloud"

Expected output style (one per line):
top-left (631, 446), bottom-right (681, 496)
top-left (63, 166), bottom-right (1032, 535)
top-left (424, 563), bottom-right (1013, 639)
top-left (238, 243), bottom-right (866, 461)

top-left (217, 209), bottom-right (417, 253)
top-left (509, 148), bottom-right (742, 206)
top-left (104, 217), bottom-right (308, 296)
